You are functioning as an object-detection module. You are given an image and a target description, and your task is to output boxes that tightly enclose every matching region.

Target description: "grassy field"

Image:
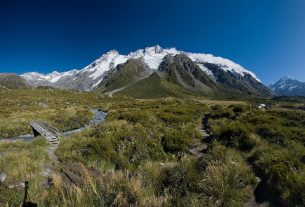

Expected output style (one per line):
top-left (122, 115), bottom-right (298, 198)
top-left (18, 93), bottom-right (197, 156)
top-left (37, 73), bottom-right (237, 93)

top-left (0, 88), bottom-right (98, 138)
top-left (0, 88), bottom-right (305, 206)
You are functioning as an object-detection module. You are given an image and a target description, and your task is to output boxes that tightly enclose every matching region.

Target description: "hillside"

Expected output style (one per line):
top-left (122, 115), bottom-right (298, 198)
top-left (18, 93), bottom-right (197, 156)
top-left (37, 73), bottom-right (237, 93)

top-left (116, 72), bottom-right (194, 98)
top-left (98, 59), bottom-right (153, 92)
top-left (0, 73), bottom-right (29, 89)
top-left (158, 54), bottom-right (219, 93)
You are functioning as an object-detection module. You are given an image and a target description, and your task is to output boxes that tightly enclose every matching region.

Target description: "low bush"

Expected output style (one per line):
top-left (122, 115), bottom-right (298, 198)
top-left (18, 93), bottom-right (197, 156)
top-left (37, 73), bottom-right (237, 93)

top-left (251, 144), bottom-right (305, 206)
top-left (211, 120), bottom-right (256, 151)
top-left (161, 129), bottom-right (192, 154)
top-left (160, 143), bottom-right (255, 207)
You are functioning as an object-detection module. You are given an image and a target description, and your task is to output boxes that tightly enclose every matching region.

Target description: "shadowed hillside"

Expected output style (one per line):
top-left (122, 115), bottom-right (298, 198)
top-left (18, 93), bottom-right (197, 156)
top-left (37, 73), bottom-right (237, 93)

top-left (0, 73), bottom-right (29, 89)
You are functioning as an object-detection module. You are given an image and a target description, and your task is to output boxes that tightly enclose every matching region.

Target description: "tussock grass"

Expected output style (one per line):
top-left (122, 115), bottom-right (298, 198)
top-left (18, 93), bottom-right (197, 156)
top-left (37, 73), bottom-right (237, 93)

top-left (0, 137), bottom-right (48, 183)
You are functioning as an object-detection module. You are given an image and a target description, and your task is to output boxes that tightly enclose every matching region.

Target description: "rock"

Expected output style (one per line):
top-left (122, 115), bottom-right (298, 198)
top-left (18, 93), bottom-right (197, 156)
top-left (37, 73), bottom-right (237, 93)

top-left (0, 172), bottom-right (7, 183)
top-left (42, 177), bottom-right (54, 189)
top-left (7, 182), bottom-right (25, 190)
top-left (60, 162), bottom-right (102, 187)
top-left (42, 168), bottom-right (53, 177)
top-left (38, 102), bottom-right (48, 108)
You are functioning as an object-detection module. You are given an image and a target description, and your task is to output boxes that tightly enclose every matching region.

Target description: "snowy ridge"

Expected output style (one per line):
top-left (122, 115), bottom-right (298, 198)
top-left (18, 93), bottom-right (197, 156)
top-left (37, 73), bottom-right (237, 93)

top-left (197, 64), bottom-right (215, 79)
top-left (22, 45), bottom-right (261, 90)
top-left (22, 70), bottom-right (78, 84)
top-left (269, 76), bottom-right (305, 96)
top-left (186, 52), bottom-right (259, 81)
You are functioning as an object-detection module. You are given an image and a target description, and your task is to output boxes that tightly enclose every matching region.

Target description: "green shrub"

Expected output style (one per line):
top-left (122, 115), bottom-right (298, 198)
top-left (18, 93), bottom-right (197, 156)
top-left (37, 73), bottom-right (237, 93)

top-left (255, 124), bottom-right (291, 146)
top-left (161, 129), bottom-right (191, 153)
top-left (251, 144), bottom-right (305, 206)
top-left (211, 120), bottom-right (256, 151)
top-left (160, 144), bottom-right (255, 207)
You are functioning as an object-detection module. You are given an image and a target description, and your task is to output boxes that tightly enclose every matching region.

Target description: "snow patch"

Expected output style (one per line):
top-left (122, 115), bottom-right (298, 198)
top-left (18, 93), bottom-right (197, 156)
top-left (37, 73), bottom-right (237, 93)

top-left (186, 52), bottom-right (260, 82)
top-left (197, 64), bottom-right (214, 78)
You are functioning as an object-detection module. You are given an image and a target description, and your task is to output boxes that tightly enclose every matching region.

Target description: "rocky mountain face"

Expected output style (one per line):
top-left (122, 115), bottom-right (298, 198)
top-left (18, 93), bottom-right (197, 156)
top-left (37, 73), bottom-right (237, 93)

top-left (269, 76), bottom-right (305, 96)
top-left (0, 73), bottom-right (29, 89)
top-left (21, 45), bottom-right (272, 97)
top-left (203, 63), bottom-right (273, 96)
top-left (158, 54), bottom-right (219, 93)
top-left (101, 53), bottom-right (272, 98)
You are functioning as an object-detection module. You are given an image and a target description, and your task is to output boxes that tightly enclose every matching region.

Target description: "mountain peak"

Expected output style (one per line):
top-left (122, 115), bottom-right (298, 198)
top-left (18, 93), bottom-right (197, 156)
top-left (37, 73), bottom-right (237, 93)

top-left (104, 50), bottom-right (119, 56)
top-left (269, 76), bottom-right (305, 96)
top-left (279, 75), bottom-right (293, 82)
top-left (144, 45), bottom-right (163, 54)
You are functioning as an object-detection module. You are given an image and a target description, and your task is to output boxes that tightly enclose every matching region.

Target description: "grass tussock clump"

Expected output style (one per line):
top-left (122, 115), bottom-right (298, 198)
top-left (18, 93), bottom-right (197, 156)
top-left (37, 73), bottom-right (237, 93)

top-left (211, 119), bottom-right (257, 151)
top-left (159, 144), bottom-right (255, 207)
top-left (0, 137), bottom-right (49, 205)
top-left (0, 137), bottom-right (48, 183)
top-left (22, 171), bottom-right (167, 207)
top-left (250, 144), bottom-right (305, 206)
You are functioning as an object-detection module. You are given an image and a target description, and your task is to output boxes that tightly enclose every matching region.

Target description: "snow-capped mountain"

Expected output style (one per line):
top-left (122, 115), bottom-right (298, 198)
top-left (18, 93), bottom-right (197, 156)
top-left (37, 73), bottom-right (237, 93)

top-left (269, 76), bottom-right (305, 96)
top-left (22, 45), bottom-right (261, 91)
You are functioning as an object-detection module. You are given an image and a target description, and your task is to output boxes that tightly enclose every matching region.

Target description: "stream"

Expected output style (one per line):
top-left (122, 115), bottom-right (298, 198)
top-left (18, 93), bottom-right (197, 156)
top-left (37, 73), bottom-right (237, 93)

top-left (0, 109), bottom-right (107, 188)
top-left (0, 109), bottom-right (107, 143)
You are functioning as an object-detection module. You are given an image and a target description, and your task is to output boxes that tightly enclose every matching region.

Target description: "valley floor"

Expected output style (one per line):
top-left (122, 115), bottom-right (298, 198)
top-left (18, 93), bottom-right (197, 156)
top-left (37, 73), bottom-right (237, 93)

top-left (0, 88), bottom-right (305, 206)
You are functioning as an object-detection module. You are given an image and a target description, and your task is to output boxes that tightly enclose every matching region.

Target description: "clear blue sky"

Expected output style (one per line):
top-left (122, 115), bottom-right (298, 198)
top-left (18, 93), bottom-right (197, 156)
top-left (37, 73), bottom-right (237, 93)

top-left (0, 0), bottom-right (304, 84)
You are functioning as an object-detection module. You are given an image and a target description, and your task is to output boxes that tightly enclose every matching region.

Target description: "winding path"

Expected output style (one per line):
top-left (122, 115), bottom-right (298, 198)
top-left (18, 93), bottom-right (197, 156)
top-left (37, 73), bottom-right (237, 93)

top-left (44, 109), bottom-right (107, 180)
top-left (189, 116), bottom-right (210, 157)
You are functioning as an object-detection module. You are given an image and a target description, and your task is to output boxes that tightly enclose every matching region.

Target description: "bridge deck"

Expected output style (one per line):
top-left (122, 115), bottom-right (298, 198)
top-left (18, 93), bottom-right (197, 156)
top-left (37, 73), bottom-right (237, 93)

top-left (30, 121), bottom-right (60, 145)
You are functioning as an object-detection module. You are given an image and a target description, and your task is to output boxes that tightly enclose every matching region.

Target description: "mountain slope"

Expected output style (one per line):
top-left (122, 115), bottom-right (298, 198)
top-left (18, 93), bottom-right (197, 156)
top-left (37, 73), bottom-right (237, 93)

top-left (22, 46), bottom-right (265, 93)
top-left (203, 63), bottom-right (273, 97)
top-left (97, 58), bottom-right (153, 92)
top-left (0, 73), bottom-right (29, 89)
top-left (116, 72), bottom-right (193, 98)
top-left (269, 76), bottom-right (305, 96)
top-left (109, 53), bottom-right (272, 98)
top-left (157, 54), bottom-right (222, 96)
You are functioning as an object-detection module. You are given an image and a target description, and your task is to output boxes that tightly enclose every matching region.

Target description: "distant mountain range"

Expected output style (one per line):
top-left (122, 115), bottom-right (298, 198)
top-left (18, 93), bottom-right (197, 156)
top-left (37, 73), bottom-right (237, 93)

top-left (17, 45), bottom-right (274, 98)
top-left (269, 76), bottom-right (305, 97)
top-left (4, 47), bottom-right (305, 98)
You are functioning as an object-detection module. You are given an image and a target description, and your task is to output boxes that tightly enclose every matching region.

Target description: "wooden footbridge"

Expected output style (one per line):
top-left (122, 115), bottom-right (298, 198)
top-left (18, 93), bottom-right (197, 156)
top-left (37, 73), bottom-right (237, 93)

top-left (29, 121), bottom-right (61, 145)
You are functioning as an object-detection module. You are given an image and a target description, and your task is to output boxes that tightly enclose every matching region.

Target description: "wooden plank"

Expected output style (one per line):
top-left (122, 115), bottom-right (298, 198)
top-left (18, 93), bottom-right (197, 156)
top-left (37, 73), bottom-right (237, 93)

top-left (30, 120), bottom-right (60, 145)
